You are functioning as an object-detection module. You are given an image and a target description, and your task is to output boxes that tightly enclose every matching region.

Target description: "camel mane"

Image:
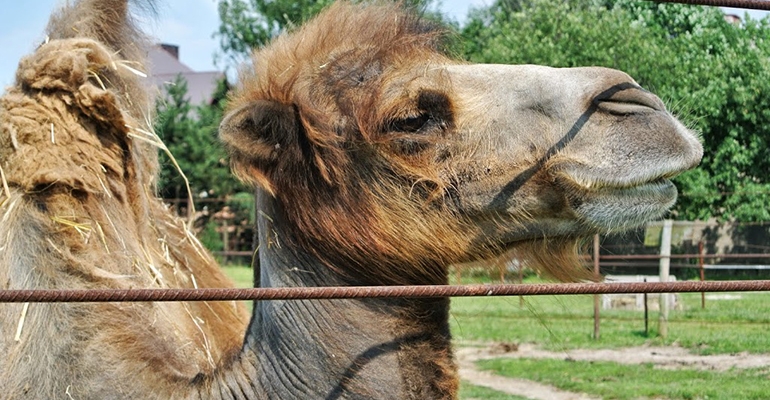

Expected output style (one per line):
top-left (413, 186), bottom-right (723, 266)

top-left (3, 0), bottom-right (157, 196)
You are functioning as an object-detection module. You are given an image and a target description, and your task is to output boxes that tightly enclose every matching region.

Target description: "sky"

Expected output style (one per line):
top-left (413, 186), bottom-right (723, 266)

top-left (0, 1), bottom-right (767, 88)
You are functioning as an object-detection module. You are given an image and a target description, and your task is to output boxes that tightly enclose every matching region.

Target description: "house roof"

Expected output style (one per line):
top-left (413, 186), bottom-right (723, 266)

top-left (148, 44), bottom-right (223, 105)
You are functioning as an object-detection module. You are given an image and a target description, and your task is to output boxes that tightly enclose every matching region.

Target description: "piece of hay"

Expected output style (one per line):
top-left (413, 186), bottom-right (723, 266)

top-left (182, 303), bottom-right (215, 370)
top-left (126, 121), bottom-right (196, 226)
top-left (95, 172), bottom-right (112, 198)
top-left (114, 59), bottom-right (147, 78)
top-left (0, 163), bottom-right (10, 199)
top-left (87, 70), bottom-right (108, 91)
top-left (98, 202), bottom-right (126, 251)
top-left (46, 238), bottom-right (64, 255)
top-left (51, 216), bottom-right (92, 241)
top-left (14, 302), bottom-right (29, 342)
top-left (94, 220), bottom-right (109, 253)
top-left (1, 196), bottom-right (19, 225)
top-left (140, 245), bottom-right (165, 287)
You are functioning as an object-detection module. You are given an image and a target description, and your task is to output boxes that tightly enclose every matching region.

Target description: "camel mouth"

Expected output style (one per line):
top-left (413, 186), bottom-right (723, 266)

top-left (554, 167), bottom-right (680, 230)
top-left (554, 162), bottom-right (682, 192)
top-left (573, 178), bottom-right (678, 201)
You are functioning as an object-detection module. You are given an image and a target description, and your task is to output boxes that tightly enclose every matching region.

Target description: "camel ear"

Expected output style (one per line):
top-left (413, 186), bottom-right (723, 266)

top-left (219, 100), bottom-right (299, 195)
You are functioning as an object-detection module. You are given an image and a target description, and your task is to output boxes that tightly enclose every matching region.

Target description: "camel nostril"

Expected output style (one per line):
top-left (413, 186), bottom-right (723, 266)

top-left (594, 87), bottom-right (665, 115)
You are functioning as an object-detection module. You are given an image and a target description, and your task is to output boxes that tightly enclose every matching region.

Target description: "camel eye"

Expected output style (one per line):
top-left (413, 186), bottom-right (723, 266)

top-left (391, 114), bottom-right (432, 133)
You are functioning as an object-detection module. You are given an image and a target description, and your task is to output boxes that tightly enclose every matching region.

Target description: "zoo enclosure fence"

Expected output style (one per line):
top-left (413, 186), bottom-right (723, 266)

top-left (7, 203), bottom-right (770, 342)
top-left (1, 0), bottom-right (769, 330)
top-left (170, 195), bottom-right (770, 276)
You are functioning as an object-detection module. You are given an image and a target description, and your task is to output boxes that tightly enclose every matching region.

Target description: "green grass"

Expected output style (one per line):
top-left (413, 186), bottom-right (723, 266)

top-left (221, 265), bottom-right (253, 310)
top-left (476, 358), bottom-right (770, 400)
top-left (459, 382), bottom-right (529, 400)
top-left (450, 277), bottom-right (770, 355)
top-left (221, 265), bottom-right (253, 288)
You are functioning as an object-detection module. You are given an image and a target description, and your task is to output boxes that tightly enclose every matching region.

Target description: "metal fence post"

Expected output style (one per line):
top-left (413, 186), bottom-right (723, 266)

top-left (659, 219), bottom-right (673, 339)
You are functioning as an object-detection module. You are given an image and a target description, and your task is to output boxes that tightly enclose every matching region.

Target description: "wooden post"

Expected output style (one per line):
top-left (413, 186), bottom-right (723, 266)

top-left (593, 234), bottom-right (601, 340)
top-left (222, 218), bottom-right (230, 264)
top-left (699, 241), bottom-right (706, 309)
top-left (659, 219), bottom-right (673, 339)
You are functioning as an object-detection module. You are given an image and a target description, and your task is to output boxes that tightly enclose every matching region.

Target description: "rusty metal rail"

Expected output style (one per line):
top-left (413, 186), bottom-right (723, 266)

top-left (1, 280), bottom-right (769, 303)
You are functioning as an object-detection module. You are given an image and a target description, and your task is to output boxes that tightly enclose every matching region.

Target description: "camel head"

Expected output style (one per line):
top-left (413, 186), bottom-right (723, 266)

top-left (220, 3), bottom-right (702, 282)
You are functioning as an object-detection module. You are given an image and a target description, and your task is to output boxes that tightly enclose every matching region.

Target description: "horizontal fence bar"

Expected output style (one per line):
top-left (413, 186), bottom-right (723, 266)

top-left (600, 253), bottom-right (770, 260)
top-left (214, 251), bottom-right (254, 257)
top-left (655, 0), bottom-right (770, 10)
top-left (598, 262), bottom-right (770, 270)
top-left (209, 253), bottom-right (770, 262)
top-left (1, 280), bottom-right (769, 303)
top-left (704, 264), bottom-right (770, 270)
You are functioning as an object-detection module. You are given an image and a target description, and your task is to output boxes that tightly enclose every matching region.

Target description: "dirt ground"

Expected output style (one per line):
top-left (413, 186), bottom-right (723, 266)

top-left (456, 343), bottom-right (770, 400)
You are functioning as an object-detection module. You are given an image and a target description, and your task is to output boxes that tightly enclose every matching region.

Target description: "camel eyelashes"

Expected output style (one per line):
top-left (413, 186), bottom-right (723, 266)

top-left (387, 114), bottom-right (441, 155)
top-left (384, 90), bottom-right (453, 135)
top-left (390, 113), bottom-right (433, 133)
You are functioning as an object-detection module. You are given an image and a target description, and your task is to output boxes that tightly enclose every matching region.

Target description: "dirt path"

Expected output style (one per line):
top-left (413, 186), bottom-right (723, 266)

top-left (456, 343), bottom-right (770, 399)
top-left (457, 346), bottom-right (600, 400)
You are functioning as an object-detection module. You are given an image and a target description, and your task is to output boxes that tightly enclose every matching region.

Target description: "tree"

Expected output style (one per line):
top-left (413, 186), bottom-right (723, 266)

top-left (462, 0), bottom-right (770, 221)
top-left (154, 75), bottom-right (244, 201)
top-left (216, 0), bottom-right (328, 64)
top-left (216, 0), bottom-right (445, 65)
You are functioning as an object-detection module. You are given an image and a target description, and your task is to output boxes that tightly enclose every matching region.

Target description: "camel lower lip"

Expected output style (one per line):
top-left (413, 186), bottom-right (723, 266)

top-left (568, 178), bottom-right (678, 230)
top-left (590, 178), bottom-right (675, 196)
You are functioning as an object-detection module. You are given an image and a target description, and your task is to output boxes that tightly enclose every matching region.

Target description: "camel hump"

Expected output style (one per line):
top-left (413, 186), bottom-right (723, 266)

top-left (5, 0), bottom-right (159, 194)
top-left (45, 0), bottom-right (155, 62)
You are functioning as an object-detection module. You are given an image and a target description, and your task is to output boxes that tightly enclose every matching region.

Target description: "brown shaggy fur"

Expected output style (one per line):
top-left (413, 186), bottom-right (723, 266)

top-left (225, 5), bottom-right (474, 284)
top-left (0, 1), bottom-right (247, 397)
top-left (222, 2), bottom-right (587, 285)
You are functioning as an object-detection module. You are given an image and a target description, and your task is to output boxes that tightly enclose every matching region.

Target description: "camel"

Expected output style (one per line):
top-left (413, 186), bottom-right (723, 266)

top-left (0, 0), bottom-right (248, 397)
top-left (0, 0), bottom-right (702, 399)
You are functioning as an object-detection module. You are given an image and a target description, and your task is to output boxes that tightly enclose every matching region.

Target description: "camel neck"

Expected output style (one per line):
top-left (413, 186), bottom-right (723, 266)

top-left (225, 194), bottom-right (458, 399)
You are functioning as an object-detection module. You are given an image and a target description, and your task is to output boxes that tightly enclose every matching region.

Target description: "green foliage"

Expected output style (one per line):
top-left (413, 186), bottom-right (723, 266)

top-left (154, 75), bottom-right (244, 200)
top-left (199, 219), bottom-right (225, 252)
top-left (478, 357), bottom-right (770, 399)
top-left (215, 0), bottom-right (444, 64)
top-left (216, 0), bottom-right (330, 63)
top-left (227, 191), bottom-right (256, 223)
top-left (462, 0), bottom-right (770, 222)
